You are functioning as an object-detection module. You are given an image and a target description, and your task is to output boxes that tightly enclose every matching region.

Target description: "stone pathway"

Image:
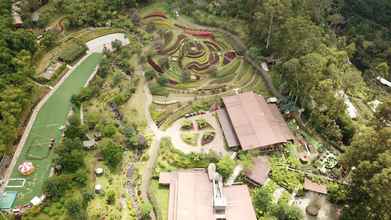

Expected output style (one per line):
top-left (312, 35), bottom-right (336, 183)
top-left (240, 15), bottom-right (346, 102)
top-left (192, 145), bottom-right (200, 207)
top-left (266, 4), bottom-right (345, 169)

top-left (225, 164), bottom-right (243, 186)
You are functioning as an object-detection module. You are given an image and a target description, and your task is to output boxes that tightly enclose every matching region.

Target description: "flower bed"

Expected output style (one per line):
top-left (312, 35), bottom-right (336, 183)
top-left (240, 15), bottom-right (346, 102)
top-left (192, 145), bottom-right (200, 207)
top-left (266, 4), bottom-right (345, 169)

top-left (181, 132), bottom-right (199, 146)
top-left (143, 11), bottom-right (168, 20)
top-left (185, 52), bottom-right (219, 72)
top-left (148, 56), bottom-right (164, 73)
top-left (201, 132), bottom-right (215, 145)
top-left (196, 118), bottom-right (211, 129)
top-left (185, 30), bottom-right (215, 40)
top-left (223, 51), bottom-right (237, 65)
top-left (204, 41), bottom-right (222, 52)
top-left (181, 119), bottom-right (194, 130)
top-left (160, 34), bottom-right (188, 55)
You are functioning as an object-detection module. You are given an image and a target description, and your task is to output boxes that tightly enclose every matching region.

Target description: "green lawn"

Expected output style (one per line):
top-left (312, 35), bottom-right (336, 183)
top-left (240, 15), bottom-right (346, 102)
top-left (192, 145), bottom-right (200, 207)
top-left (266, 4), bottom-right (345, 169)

top-left (150, 180), bottom-right (169, 220)
top-left (7, 53), bottom-right (103, 206)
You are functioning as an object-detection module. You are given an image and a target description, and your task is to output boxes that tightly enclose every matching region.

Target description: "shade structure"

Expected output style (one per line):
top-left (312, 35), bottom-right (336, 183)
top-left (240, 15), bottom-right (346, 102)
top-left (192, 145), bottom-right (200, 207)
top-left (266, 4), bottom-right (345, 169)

top-left (18, 161), bottom-right (35, 176)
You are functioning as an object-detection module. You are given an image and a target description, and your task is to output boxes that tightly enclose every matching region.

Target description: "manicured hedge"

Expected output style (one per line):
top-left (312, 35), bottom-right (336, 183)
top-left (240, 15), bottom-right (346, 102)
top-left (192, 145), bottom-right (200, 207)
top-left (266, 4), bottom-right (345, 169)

top-left (143, 11), bottom-right (168, 19)
top-left (58, 43), bottom-right (87, 64)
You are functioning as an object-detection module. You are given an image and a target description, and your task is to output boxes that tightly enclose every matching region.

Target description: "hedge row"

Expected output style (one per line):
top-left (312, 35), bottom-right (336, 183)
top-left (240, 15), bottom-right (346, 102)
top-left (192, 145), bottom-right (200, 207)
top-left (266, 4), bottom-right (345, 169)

top-left (58, 43), bottom-right (87, 64)
top-left (159, 34), bottom-right (187, 55)
top-left (185, 52), bottom-right (219, 72)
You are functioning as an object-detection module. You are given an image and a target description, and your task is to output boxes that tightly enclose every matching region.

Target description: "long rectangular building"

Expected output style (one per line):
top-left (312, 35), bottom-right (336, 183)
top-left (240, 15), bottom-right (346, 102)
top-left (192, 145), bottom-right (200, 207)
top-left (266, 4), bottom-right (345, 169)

top-left (220, 92), bottom-right (293, 151)
top-left (159, 169), bottom-right (257, 220)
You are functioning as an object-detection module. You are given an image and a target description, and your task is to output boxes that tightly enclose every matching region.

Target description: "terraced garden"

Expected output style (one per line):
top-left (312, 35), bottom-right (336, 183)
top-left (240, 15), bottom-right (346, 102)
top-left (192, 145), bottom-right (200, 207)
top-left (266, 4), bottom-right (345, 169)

top-left (142, 12), bottom-right (268, 98)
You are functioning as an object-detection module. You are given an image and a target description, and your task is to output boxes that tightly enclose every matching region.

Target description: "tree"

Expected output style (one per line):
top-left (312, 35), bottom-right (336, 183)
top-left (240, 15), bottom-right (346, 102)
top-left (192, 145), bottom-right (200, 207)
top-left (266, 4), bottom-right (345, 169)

top-left (99, 139), bottom-right (123, 169)
top-left (102, 123), bottom-right (117, 137)
top-left (140, 201), bottom-right (152, 220)
top-left (65, 197), bottom-right (85, 219)
top-left (340, 127), bottom-right (391, 220)
top-left (106, 190), bottom-right (116, 205)
top-left (43, 175), bottom-right (72, 199)
top-left (278, 16), bottom-right (323, 58)
top-left (41, 31), bottom-right (58, 49)
top-left (252, 187), bottom-right (274, 217)
top-left (271, 204), bottom-right (303, 220)
top-left (216, 155), bottom-right (236, 179)
top-left (375, 98), bottom-right (391, 127)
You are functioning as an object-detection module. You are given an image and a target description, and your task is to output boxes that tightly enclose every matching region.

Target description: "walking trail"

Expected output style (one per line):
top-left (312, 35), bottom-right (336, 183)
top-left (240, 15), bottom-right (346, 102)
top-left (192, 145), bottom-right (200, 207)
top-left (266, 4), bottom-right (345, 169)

top-left (140, 76), bottom-right (168, 220)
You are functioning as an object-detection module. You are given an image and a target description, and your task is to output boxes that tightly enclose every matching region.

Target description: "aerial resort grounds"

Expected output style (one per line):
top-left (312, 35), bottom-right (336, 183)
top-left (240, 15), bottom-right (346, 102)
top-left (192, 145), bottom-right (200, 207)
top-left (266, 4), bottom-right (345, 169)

top-left (0, 1), bottom-right (390, 220)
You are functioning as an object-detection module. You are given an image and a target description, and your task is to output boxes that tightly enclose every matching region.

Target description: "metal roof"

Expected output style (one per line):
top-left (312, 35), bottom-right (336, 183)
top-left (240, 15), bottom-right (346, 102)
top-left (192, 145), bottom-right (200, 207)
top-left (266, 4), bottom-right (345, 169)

top-left (245, 156), bottom-right (271, 185)
top-left (222, 92), bottom-right (294, 150)
top-left (216, 109), bottom-right (240, 148)
top-left (160, 169), bottom-right (257, 220)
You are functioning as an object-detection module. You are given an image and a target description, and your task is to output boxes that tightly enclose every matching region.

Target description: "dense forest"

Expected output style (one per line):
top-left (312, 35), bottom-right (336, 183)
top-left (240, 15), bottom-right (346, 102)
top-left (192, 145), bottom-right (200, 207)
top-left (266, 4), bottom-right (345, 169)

top-left (0, 0), bottom-right (38, 155)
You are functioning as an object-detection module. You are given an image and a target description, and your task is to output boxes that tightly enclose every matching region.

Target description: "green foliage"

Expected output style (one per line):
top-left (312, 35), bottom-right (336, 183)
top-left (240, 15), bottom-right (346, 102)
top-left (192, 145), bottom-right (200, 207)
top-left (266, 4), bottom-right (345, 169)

top-left (270, 157), bottom-right (304, 192)
top-left (59, 42), bottom-right (87, 64)
top-left (41, 31), bottom-right (58, 49)
top-left (252, 187), bottom-right (275, 217)
top-left (140, 201), bottom-right (152, 220)
top-left (196, 118), bottom-right (209, 129)
top-left (43, 175), bottom-right (72, 199)
top-left (158, 76), bottom-right (169, 85)
top-left (65, 196), bottom-right (85, 219)
top-left (180, 132), bottom-right (199, 146)
top-left (156, 138), bottom-right (219, 172)
top-left (340, 127), bottom-right (391, 219)
top-left (327, 183), bottom-right (348, 204)
top-left (181, 119), bottom-right (193, 130)
top-left (106, 190), bottom-right (116, 205)
top-left (216, 155), bottom-right (236, 179)
top-left (102, 123), bottom-right (117, 137)
top-left (0, 4), bottom-right (38, 155)
top-left (145, 70), bottom-right (157, 81)
top-left (149, 82), bottom-right (169, 96)
top-left (99, 138), bottom-right (123, 169)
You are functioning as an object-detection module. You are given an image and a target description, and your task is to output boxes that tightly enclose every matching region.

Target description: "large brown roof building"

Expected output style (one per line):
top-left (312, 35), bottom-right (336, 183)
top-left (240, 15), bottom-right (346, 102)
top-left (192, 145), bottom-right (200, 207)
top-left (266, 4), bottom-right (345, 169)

top-left (219, 92), bottom-right (293, 151)
top-left (159, 169), bottom-right (257, 220)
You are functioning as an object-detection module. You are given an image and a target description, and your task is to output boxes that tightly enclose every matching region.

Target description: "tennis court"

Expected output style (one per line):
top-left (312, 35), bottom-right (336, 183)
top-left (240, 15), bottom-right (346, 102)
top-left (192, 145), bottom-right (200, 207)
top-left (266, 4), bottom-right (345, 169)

top-left (6, 53), bottom-right (103, 206)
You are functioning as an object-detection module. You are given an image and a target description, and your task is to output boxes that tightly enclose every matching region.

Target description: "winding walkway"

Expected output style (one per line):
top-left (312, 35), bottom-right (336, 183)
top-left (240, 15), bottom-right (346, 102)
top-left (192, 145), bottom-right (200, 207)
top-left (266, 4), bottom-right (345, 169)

top-left (141, 78), bottom-right (168, 220)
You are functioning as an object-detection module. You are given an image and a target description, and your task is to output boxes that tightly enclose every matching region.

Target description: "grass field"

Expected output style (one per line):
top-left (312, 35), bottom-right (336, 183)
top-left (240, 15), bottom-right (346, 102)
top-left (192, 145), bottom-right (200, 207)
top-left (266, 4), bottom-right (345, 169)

top-left (7, 53), bottom-right (103, 206)
top-left (150, 180), bottom-right (169, 220)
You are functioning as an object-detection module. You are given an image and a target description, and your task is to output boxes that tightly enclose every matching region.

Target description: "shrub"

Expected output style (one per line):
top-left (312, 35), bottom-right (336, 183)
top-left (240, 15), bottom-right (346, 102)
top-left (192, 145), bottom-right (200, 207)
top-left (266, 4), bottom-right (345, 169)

top-left (196, 118), bottom-right (209, 129)
top-left (181, 119), bottom-right (193, 130)
top-left (140, 201), bottom-right (153, 220)
top-left (216, 155), bottom-right (236, 179)
top-left (58, 42), bottom-right (87, 64)
top-left (149, 83), bottom-right (169, 96)
top-left (145, 70), bottom-right (157, 81)
top-left (99, 139), bottom-right (123, 169)
top-left (106, 190), bottom-right (116, 205)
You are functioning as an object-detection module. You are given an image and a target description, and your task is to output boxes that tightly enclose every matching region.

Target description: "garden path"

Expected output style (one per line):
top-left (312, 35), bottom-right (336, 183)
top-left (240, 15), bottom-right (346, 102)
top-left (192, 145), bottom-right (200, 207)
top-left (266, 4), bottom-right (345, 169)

top-left (140, 79), bottom-right (168, 220)
top-left (225, 164), bottom-right (243, 186)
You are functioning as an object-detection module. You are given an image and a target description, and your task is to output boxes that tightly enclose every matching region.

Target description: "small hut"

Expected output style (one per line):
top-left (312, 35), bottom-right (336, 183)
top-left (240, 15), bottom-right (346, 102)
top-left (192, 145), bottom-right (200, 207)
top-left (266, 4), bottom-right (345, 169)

top-left (18, 162), bottom-right (35, 176)
top-left (83, 140), bottom-right (96, 150)
top-left (95, 168), bottom-right (104, 176)
top-left (95, 184), bottom-right (102, 194)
